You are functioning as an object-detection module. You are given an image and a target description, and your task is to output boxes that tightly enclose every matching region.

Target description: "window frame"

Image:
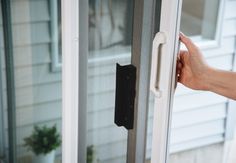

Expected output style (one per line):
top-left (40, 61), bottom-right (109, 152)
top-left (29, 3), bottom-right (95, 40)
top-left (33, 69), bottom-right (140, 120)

top-left (50, 0), bottom-right (62, 72)
top-left (181, 0), bottom-right (226, 50)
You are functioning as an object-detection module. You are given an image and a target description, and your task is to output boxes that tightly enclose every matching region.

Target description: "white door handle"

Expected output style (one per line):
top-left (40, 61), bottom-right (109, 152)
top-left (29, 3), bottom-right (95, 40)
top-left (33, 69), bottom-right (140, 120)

top-left (150, 32), bottom-right (167, 98)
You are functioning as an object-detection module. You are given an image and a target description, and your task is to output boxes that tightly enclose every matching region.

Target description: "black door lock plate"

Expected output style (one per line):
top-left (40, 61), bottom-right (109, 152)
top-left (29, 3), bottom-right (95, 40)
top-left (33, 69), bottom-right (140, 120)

top-left (114, 63), bottom-right (136, 130)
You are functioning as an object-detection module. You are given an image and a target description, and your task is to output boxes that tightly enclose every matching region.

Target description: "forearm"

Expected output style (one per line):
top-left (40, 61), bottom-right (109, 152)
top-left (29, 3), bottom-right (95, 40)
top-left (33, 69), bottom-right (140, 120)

top-left (204, 68), bottom-right (236, 100)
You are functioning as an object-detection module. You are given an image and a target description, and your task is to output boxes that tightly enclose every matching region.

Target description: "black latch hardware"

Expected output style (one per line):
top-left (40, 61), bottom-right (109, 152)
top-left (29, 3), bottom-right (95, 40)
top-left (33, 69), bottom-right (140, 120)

top-left (114, 63), bottom-right (136, 130)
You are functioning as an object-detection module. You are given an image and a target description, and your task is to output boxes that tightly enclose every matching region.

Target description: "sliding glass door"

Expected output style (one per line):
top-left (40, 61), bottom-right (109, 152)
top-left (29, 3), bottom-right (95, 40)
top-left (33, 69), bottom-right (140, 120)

top-left (77, 0), bottom-right (182, 162)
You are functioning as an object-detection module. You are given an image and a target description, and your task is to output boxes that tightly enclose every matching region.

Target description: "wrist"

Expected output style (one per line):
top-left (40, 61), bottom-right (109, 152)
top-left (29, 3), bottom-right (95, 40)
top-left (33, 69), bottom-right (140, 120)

top-left (201, 66), bottom-right (215, 91)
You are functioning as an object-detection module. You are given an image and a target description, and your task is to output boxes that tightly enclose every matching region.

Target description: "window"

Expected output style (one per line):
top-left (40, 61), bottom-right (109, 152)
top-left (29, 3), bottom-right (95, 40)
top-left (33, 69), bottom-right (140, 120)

top-left (180, 0), bottom-right (224, 47)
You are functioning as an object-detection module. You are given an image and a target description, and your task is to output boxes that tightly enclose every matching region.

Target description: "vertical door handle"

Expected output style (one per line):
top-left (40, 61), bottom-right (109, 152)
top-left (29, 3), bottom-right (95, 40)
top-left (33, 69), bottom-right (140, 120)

top-left (150, 32), bottom-right (167, 98)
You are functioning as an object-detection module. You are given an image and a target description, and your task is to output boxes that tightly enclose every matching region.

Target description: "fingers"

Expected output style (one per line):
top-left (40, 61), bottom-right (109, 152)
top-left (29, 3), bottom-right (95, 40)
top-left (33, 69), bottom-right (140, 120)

top-left (178, 50), bottom-right (187, 64)
top-left (179, 32), bottom-right (198, 53)
top-left (176, 59), bottom-right (183, 83)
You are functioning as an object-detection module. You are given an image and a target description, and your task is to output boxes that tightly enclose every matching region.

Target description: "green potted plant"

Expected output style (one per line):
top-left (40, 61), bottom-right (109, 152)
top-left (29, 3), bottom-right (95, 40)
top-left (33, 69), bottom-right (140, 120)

top-left (24, 125), bottom-right (61, 163)
top-left (87, 145), bottom-right (94, 163)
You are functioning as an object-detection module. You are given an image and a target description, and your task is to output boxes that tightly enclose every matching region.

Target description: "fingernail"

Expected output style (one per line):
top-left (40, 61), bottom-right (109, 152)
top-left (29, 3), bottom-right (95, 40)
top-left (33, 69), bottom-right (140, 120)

top-left (180, 32), bottom-right (185, 36)
top-left (179, 32), bottom-right (184, 40)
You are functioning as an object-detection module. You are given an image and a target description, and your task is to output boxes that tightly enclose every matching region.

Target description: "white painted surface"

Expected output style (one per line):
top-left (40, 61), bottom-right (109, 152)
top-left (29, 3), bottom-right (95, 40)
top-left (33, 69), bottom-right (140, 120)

top-left (62, 0), bottom-right (79, 162)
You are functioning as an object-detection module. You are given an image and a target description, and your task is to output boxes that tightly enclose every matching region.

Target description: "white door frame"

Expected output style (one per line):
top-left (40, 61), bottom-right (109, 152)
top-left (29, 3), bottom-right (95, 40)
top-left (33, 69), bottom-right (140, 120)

top-left (61, 0), bottom-right (80, 162)
top-left (150, 0), bottom-right (182, 162)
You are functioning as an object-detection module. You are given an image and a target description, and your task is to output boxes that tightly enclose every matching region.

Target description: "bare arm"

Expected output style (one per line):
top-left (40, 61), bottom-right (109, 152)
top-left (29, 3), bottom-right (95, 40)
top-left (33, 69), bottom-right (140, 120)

top-left (177, 33), bottom-right (236, 100)
top-left (205, 68), bottom-right (236, 100)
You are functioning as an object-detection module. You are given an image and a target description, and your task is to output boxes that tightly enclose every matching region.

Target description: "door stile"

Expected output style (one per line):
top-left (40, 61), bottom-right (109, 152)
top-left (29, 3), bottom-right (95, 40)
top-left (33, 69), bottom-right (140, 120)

top-left (126, 0), bottom-right (159, 162)
top-left (150, 0), bottom-right (182, 163)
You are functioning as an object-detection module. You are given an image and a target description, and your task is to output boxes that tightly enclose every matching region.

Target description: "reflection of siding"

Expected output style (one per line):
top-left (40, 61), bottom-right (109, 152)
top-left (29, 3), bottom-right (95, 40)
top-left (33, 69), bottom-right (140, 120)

top-left (0, 0), bottom-right (62, 160)
top-left (87, 0), bottom-right (236, 163)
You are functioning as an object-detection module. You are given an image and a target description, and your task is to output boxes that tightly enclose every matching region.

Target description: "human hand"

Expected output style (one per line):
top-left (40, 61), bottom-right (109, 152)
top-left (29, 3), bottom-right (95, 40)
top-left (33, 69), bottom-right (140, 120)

top-left (177, 33), bottom-right (211, 90)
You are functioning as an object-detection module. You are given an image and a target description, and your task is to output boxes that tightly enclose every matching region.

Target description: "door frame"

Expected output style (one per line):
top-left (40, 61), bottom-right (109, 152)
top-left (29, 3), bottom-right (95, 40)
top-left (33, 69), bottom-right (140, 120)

top-left (62, 0), bottom-right (83, 162)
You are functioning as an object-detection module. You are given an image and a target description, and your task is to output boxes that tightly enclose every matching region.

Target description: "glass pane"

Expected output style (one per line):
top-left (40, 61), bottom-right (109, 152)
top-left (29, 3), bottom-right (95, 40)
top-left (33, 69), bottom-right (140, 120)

top-left (180, 0), bottom-right (220, 40)
top-left (87, 0), bottom-right (134, 162)
top-left (1, 0), bottom-right (62, 162)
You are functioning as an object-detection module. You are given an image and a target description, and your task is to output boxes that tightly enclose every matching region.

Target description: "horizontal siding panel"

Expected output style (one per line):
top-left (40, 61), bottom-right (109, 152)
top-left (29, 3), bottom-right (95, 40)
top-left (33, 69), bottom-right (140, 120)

top-left (2, 44), bottom-right (51, 68)
top-left (2, 82), bottom-right (61, 108)
top-left (147, 103), bottom-right (227, 134)
top-left (88, 64), bottom-right (117, 77)
top-left (88, 91), bottom-right (114, 112)
top-left (87, 107), bottom-right (114, 130)
top-left (11, 0), bottom-right (50, 24)
top-left (5, 64), bottom-right (61, 88)
top-left (4, 101), bottom-right (61, 128)
top-left (170, 119), bottom-right (225, 144)
top-left (169, 135), bottom-right (224, 153)
top-left (225, 0), bottom-right (236, 19)
top-left (146, 135), bottom-right (224, 156)
top-left (88, 74), bottom-right (115, 95)
top-left (95, 140), bottom-right (127, 161)
top-left (88, 58), bottom-right (129, 77)
top-left (13, 44), bottom-right (51, 67)
top-left (171, 104), bottom-right (227, 128)
top-left (87, 125), bottom-right (127, 147)
top-left (12, 22), bottom-right (50, 46)
top-left (148, 103), bottom-right (227, 134)
top-left (173, 92), bottom-right (227, 112)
